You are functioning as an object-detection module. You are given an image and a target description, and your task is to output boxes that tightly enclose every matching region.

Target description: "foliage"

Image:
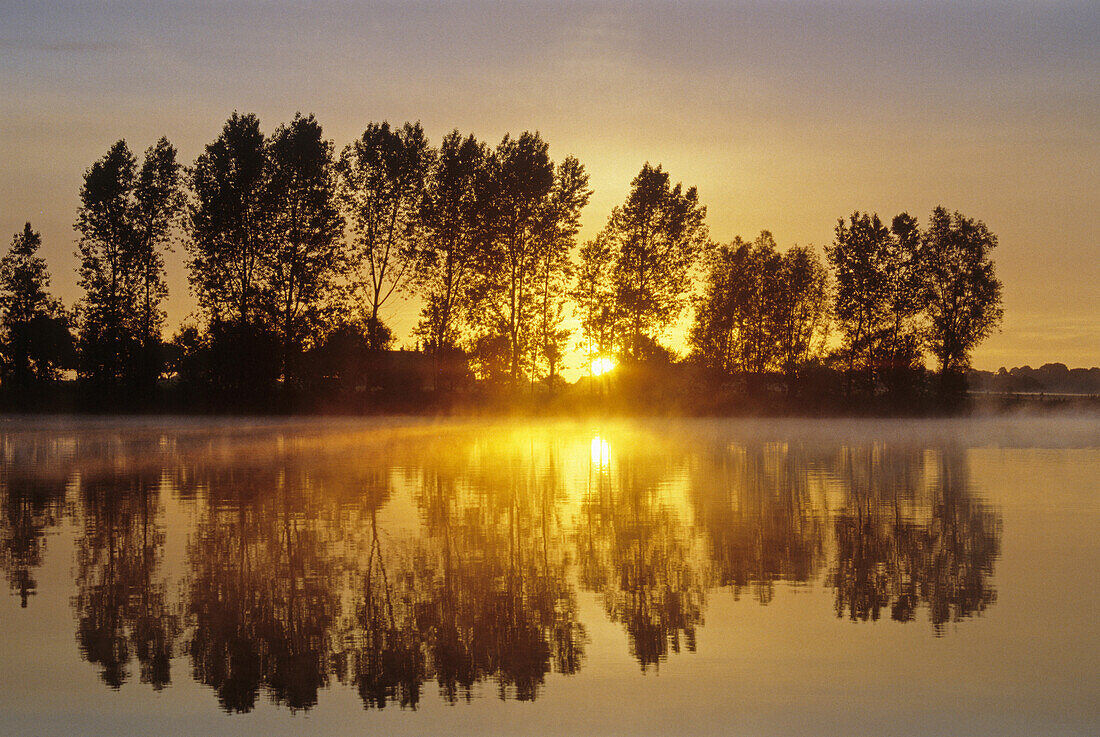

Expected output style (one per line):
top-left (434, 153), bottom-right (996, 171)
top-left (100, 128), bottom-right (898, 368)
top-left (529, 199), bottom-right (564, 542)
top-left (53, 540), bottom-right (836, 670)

top-left (0, 111), bottom-right (1011, 409)
top-left (827, 207), bottom-right (1001, 398)
top-left (571, 233), bottom-right (618, 371)
top-left (265, 113), bottom-right (346, 376)
top-left (826, 211), bottom-right (927, 394)
top-left (600, 163), bottom-right (708, 360)
top-left (187, 112), bottom-right (270, 328)
top-left (76, 138), bottom-right (182, 386)
top-left (533, 155), bottom-right (591, 383)
top-left (690, 233), bottom-right (828, 378)
top-left (0, 224), bottom-right (74, 384)
top-left (921, 207), bottom-right (1003, 379)
top-left (774, 244), bottom-right (830, 373)
top-left (472, 132), bottom-right (589, 384)
top-left (338, 121), bottom-right (432, 348)
top-left (412, 131), bottom-right (489, 360)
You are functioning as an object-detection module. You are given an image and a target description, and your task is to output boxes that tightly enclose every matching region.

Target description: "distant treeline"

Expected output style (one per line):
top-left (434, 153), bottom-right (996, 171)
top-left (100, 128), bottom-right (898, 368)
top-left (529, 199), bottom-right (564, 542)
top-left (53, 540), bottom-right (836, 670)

top-left (2, 112), bottom-right (1007, 412)
top-left (969, 364), bottom-right (1100, 396)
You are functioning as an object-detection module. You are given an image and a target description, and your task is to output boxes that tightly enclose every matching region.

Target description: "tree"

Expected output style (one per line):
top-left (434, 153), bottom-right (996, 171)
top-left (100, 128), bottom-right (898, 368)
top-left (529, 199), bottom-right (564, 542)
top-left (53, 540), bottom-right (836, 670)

top-left (532, 155), bottom-right (590, 386)
top-left (774, 244), bottom-right (830, 375)
top-left (76, 141), bottom-right (138, 384)
top-left (187, 112), bottom-right (270, 330)
top-left (826, 212), bottom-right (890, 387)
top-left (601, 163), bottom-right (708, 361)
top-left (131, 138), bottom-right (184, 382)
top-left (412, 131), bottom-right (488, 367)
top-left (921, 206), bottom-right (1003, 385)
top-left (474, 132), bottom-right (556, 384)
top-left (571, 233), bottom-right (618, 371)
top-left (0, 223), bottom-right (74, 385)
top-left (266, 113), bottom-right (345, 377)
top-left (689, 233), bottom-right (783, 375)
top-left (472, 132), bottom-right (589, 385)
top-left (690, 233), bottom-right (829, 382)
top-left (337, 121), bottom-right (433, 349)
top-left (826, 211), bottom-right (926, 395)
top-left (76, 138), bottom-right (181, 386)
top-left (187, 112), bottom-right (277, 390)
top-left (731, 233), bottom-right (784, 375)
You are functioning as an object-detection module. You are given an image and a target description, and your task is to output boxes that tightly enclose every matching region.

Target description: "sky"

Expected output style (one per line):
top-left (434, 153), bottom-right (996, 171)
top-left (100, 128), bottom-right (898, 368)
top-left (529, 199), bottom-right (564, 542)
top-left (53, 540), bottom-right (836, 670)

top-left (1, 0), bottom-right (1097, 370)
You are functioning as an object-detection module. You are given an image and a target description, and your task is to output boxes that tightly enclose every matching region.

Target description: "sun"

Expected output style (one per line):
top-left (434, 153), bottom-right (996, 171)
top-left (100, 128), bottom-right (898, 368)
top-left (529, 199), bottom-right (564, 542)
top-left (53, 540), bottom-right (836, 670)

top-left (591, 357), bottom-right (616, 376)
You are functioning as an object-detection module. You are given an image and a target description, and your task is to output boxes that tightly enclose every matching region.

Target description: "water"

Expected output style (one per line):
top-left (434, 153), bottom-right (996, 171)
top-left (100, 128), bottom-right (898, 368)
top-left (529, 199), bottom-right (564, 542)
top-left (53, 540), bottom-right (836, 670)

top-left (0, 416), bottom-right (1097, 736)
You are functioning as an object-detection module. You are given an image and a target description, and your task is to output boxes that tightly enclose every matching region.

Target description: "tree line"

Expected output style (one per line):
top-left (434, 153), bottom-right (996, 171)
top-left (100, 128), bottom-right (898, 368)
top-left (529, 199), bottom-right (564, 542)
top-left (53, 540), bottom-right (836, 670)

top-left (0, 111), bottom-right (1004, 409)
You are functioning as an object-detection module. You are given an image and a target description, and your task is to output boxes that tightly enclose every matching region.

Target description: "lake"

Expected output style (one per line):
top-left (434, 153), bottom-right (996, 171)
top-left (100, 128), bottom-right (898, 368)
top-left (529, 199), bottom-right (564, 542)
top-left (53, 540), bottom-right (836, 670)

top-left (1, 415), bottom-right (1097, 736)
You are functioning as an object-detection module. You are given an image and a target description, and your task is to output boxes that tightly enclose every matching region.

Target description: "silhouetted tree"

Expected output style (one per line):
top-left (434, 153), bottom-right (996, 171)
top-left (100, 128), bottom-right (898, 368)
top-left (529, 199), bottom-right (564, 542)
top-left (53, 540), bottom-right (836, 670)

top-left (827, 212), bottom-right (889, 390)
top-left (75, 138), bottom-right (181, 387)
top-left (532, 155), bottom-right (590, 387)
top-left (774, 244), bottom-right (830, 377)
top-left (689, 233), bottom-right (784, 375)
top-left (187, 113), bottom-right (279, 392)
top-left (921, 206), bottom-right (1003, 394)
top-left (571, 233), bottom-right (618, 371)
top-left (337, 121), bottom-right (432, 349)
top-left (131, 138), bottom-right (184, 383)
top-left (0, 223), bottom-right (74, 386)
top-left (412, 131), bottom-right (488, 370)
top-left (827, 211), bottom-right (926, 395)
top-left (689, 232), bottom-right (828, 385)
top-left (878, 213), bottom-right (927, 395)
top-left (265, 113), bottom-right (346, 379)
top-left (188, 113), bottom-right (270, 329)
top-left (474, 132), bottom-right (582, 385)
top-left (600, 163), bottom-right (707, 361)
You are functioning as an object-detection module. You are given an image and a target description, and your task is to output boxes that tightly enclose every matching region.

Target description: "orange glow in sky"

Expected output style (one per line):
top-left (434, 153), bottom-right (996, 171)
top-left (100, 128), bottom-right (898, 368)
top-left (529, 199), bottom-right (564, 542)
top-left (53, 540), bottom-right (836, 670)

top-left (1, 1), bottom-right (1097, 370)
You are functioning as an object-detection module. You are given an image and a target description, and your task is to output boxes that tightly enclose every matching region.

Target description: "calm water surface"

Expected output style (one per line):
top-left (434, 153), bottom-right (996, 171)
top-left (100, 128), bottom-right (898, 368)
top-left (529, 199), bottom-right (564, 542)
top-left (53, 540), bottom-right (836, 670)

top-left (0, 416), bottom-right (1097, 736)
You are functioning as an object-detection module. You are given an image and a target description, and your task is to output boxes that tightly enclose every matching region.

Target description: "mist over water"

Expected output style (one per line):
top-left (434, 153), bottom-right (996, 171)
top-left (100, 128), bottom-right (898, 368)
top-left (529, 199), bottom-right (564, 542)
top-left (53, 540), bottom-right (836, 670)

top-left (0, 416), bottom-right (1097, 736)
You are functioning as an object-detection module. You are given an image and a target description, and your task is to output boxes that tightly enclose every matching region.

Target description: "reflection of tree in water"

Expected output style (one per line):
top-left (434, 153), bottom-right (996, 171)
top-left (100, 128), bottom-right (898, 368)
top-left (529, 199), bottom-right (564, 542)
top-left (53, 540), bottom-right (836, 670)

top-left (576, 448), bottom-right (706, 671)
top-left (0, 424), bottom-right (1005, 713)
top-left (181, 432), bottom-right (585, 713)
top-left (72, 471), bottom-right (179, 689)
top-left (433, 449), bottom-right (584, 701)
top-left (690, 444), bottom-right (826, 604)
top-left (186, 464), bottom-right (338, 712)
top-left (0, 435), bottom-right (70, 607)
top-left (348, 439), bottom-right (586, 705)
top-left (830, 445), bottom-right (1000, 633)
top-left (1, 475), bottom-right (66, 607)
top-left (332, 466), bottom-right (427, 710)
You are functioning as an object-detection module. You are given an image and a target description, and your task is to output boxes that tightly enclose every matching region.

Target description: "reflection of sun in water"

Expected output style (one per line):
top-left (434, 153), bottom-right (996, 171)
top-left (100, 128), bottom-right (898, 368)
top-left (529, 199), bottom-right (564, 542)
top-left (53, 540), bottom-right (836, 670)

top-left (590, 435), bottom-right (610, 468)
top-left (591, 357), bottom-right (616, 376)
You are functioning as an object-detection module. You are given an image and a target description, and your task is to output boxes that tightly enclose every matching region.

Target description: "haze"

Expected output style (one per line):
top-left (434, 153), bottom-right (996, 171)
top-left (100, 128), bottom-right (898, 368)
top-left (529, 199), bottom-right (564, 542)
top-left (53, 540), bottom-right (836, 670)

top-left (1, 0), bottom-right (1097, 369)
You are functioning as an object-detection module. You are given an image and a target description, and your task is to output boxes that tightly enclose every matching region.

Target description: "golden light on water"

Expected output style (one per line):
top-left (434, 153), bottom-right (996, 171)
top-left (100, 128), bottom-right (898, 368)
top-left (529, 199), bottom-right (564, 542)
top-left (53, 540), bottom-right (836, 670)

top-left (590, 435), bottom-right (610, 467)
top-left (591, 357), bottom-right (616, 376)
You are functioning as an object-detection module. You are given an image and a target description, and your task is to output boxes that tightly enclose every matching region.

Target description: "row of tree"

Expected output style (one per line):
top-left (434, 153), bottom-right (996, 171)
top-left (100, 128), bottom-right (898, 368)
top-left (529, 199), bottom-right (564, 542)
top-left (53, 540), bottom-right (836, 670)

top-left (0, 111), bottom-right (1004, 405)
top-left (688, 209), bottom-right (1003, 399)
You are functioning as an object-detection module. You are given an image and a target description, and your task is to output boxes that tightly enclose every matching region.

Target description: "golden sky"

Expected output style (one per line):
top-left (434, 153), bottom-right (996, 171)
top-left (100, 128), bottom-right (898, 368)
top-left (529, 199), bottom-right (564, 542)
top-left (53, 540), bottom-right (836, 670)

top-left (1, 1), bottom-right (1097, 370)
